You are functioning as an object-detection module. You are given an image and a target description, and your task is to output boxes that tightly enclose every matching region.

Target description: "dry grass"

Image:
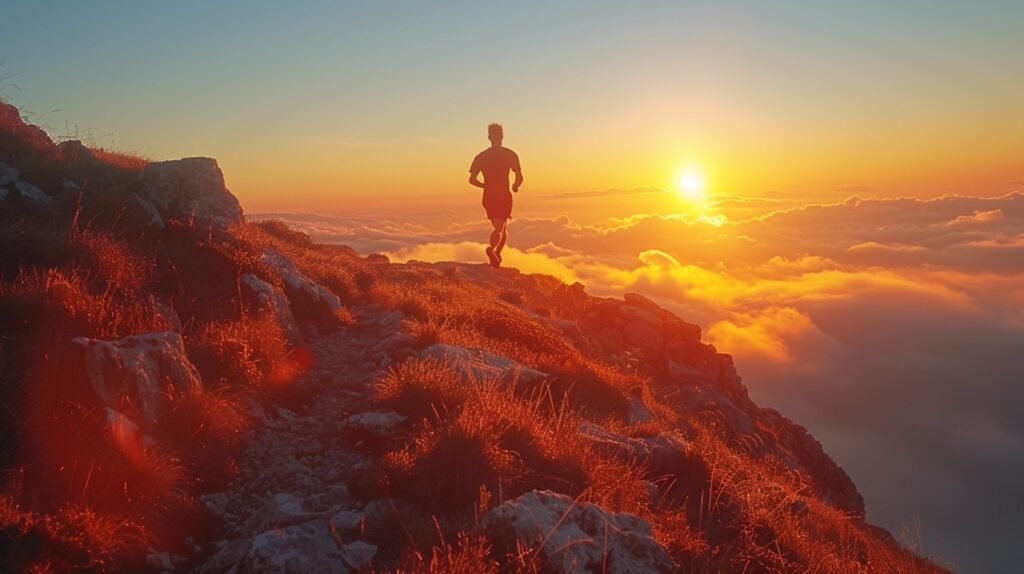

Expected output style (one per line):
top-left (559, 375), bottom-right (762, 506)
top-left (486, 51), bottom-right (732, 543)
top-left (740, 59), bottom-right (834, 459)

top-left (155, 385), bottom-right (252, 484)
top-left (393, 532), bottom-right (500, 574)
top-left (86, 147), bottom-right (149, 172)
top-left (238, 221), bottom-right (369, 306)
top-left (0, 267), bottom-right (175, 349)
top-left (371, 275), bottom-right (635, 419)
top-left (0, 494), bottom-right (146, 573)
top-left (186, 314), bottom-right (290, 389)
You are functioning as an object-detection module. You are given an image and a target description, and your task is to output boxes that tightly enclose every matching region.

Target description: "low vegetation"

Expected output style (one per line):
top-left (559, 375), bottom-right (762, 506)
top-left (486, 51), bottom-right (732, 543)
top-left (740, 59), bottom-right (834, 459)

top-left (0, 101), bottom-right (946, 573)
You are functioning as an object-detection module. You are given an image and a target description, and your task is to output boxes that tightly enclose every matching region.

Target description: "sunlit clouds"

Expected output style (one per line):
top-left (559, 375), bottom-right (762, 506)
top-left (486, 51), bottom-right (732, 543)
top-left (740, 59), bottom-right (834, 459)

top-left (253, 190), bottom-right (1024, 566)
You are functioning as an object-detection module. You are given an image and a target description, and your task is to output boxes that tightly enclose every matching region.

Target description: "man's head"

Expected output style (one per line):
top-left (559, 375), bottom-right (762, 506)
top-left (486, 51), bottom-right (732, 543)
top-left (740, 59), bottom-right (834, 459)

top-left (488, 123), bottom-right (503, 146)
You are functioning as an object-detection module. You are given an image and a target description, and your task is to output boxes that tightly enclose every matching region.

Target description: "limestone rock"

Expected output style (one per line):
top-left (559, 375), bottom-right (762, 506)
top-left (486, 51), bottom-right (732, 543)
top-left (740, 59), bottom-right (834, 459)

top-left (200, 520), bottom-right (353, 574)
top-left (261, 250), bottom-right (346, 328)
top-left (0, 162), bottom-right (18, 186)
top-left (418, 343), bottom-right (548, 385)
top-left (13, 180), bottom-right (53, 206)
top-left (242, 493), bottom-right (334, 533)
top-left (240, 273), bottom-right (303, 344)
top-left (139, 157), bottom-right (242, 229)
top-left (72, 332), bottom-right (201, 424)
top-left (482, 490), bottom-right (676, 574)
top-left (343, 411), bottom-right (406, 440)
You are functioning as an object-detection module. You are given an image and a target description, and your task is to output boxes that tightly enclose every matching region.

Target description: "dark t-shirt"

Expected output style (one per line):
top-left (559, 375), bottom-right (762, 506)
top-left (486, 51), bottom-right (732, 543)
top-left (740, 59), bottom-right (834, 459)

top-left (470, 146), bottom-right (521, 194)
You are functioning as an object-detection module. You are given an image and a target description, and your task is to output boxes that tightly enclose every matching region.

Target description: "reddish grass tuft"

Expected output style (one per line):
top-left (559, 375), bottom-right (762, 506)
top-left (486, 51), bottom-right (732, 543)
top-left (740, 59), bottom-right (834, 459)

top-left (156, 386), bottom-right (252, 483)
top-left (0, 494), bottom-right (146, 573)
top-left (86, 147), bottom-right (149, 172)
top-left (186, 314), bottom-right (290, 389)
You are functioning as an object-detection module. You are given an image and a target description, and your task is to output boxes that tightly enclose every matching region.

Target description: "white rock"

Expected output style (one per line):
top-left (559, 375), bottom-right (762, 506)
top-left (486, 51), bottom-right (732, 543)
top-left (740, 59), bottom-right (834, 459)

top-left (0, 162), bottom-right (18, 186)
top-left (134, 194), bottom-right (166, 228)
top-left (261, 250), bottom-right (345, 322)
top-left (240, 273), bottom-right (303, 344)
top-left (72, 332), bottom-right (201, 424)
top-left (482, 490), bottom-right (676, 574)
top-left (344, 411), bottom-right (406, 438)
top-left (139, 157), bottom-right (242, 229)
top-left (418, 343), bottom-right (547, 385)
top-left (202, 520), bottom-right (350, 574)
top-left (145, 550), bottom-right (174, 571)
top-left (576, 421), bottom-right (651, 462)
top-left (340, 541), bottom-right (376, 570)
top-left (14, 180), bottom-right (53, 206)
top-left (329, 510), bottom-right (363, 535)
top-left (242, 493), bottom-right (328, 533)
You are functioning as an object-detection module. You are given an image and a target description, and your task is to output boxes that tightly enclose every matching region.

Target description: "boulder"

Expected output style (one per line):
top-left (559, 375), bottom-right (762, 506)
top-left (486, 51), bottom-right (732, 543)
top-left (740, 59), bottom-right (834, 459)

top-left (133, 194), bottom-right (166, 228)
top-left (200, 519), bottom-right (361, 574)
top-left (0, 162), bottom-right (18, 186)
top-left (261, 251), bottom-right (346, 328)
top-left (418, 343), bottom-right (548, 385)
top-left (576, 421), bottom-right (652, 462)
top-left (242, 493), bottom-right (337, 533)
top-left (343, 412), bottom-right (406, 441)
top-left (72, 332), bottom-right (201, 424)
top-left (240, 273), bottom-right (303, 344)
top-left (13, 181), bottom-right (53, 206)
top-left (139, 157), bottom-right (242, 229)
top-left (482, 490), bottom-right (676, 574)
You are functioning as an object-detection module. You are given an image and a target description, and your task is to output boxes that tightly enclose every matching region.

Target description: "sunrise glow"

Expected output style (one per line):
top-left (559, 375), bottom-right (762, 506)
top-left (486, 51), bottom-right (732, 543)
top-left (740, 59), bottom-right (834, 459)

top-left (675, 169), bottom-right (705, 202)
top-left (3, 2), bottom-right (1023, 571)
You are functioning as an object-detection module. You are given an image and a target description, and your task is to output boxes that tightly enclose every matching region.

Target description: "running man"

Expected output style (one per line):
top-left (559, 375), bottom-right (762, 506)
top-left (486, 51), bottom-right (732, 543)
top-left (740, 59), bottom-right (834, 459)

top-left (469, 123), bottom-right (522, 268)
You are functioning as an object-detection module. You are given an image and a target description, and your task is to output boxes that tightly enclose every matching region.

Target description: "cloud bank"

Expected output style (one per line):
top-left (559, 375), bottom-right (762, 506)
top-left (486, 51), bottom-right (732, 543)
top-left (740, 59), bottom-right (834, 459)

top-left (255, 192), bottom-right (1024, 572)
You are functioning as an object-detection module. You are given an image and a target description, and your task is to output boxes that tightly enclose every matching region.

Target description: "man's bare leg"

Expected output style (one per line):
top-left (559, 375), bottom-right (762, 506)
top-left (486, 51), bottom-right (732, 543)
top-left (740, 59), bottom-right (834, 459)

top-left (486, 218), bottom-right (506, 267)
top-left (494, 218), bottom-right (508, 258)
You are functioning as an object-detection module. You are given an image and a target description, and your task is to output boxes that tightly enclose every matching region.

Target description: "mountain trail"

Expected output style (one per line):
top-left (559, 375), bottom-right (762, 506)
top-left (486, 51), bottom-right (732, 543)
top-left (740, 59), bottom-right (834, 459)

top-left (190, 304), bottom-right (408, 572)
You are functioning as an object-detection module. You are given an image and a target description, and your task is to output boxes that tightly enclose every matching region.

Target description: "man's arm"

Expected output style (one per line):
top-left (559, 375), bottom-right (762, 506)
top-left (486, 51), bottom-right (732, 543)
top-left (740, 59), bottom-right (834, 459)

top-left (512, 153), bottom-right (523, 192)
top-left (469, 169), bottom-right (486, 189)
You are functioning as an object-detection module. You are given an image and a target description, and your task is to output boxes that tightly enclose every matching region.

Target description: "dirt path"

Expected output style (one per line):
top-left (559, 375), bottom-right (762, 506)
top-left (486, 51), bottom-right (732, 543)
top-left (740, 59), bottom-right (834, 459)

top-left (189, 305), bottom-right (408, 573)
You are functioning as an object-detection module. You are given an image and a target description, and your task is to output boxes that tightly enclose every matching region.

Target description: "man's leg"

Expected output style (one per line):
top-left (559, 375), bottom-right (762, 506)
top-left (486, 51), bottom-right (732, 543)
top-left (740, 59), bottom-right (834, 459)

top-left (494, 218), bottom-right (508, 256)
top-left (489, 218), bottom-right (504, 249)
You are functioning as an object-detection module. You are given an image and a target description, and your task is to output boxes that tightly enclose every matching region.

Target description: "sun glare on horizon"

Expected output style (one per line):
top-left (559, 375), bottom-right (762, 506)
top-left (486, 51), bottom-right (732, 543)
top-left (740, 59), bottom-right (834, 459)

top-left (674, 169), bottom-right (706, 202)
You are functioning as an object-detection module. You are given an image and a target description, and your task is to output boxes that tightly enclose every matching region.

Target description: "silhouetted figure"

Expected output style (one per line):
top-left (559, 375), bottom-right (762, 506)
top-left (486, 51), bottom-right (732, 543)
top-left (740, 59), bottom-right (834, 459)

top-left (469, 123), bottom-right (522, 267)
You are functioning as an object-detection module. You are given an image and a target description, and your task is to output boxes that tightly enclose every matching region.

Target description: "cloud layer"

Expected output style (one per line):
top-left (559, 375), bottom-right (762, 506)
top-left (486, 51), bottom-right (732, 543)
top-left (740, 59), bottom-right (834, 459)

top-left (255, 192), bottom-right (1024, 572)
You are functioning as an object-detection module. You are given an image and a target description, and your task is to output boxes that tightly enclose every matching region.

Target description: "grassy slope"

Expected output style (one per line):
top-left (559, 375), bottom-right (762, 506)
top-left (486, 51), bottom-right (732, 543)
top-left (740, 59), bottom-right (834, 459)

top-left (0, 103), bottom-right (948, 573)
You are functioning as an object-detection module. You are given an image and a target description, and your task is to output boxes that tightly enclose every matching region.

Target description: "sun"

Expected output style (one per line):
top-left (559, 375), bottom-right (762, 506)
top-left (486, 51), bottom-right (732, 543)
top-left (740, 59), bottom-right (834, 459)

top-left (674, 169), bottom-right (705, 201)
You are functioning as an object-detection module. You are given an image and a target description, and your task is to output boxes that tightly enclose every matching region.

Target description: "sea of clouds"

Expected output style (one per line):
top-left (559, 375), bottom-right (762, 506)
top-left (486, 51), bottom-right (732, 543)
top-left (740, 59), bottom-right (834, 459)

top-left (255, 191), bottom-right (1024, 572)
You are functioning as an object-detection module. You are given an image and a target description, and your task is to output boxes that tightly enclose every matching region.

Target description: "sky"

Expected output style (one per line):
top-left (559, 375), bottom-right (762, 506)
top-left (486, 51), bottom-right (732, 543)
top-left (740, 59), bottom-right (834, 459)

top-left (4, 2), bottom-right (1024, 572)
top-left (3, 1), bottom-right (1023, 212)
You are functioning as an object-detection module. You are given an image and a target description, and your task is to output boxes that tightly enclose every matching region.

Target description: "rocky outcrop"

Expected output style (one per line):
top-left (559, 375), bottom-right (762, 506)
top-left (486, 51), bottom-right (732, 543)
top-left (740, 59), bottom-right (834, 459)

top-left (0, 162), bottom-right (54, 206)
top-left (482, 490), bottom-right (676, 574)
top-left (261, 250), bottom-right (346, 330)
top-left (139, 157), bottom-right (242, 229)
top-left (418, 343), bottom-right (548, 384)
top-left (240, 273), bottom-right (303, 344)
top-left (200, 519), bottom-right (374, 574)
top-left (72, 332), bottom-right (201, 424)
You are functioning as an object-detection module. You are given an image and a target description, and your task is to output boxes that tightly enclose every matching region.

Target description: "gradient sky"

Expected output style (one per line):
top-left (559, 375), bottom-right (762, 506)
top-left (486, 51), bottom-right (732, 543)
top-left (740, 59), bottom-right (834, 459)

top-left (5, 4), bottom-right (1024, 571)
top-left (4, 0), bottom-right (1023, 212)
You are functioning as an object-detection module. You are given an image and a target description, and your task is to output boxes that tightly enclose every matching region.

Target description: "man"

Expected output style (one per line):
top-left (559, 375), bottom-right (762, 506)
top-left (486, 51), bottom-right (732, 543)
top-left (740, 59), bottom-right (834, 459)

top-left (469, 123), bottom-right (522, 268)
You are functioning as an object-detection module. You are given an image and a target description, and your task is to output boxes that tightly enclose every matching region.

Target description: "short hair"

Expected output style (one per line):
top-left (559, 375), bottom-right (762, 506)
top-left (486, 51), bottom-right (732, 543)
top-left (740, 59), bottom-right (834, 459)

top-left (488, 123), bottom-right (503, 139)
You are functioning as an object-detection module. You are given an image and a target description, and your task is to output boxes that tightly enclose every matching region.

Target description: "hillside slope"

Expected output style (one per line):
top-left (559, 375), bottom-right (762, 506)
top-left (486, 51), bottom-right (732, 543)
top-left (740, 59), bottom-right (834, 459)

top-left (0, 102), bottom-right (949, 573)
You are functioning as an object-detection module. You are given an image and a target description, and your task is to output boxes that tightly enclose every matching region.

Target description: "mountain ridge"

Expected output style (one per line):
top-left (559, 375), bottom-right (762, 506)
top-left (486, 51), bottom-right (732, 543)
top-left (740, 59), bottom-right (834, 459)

top-left (0, 101), bottom-right (948, 572)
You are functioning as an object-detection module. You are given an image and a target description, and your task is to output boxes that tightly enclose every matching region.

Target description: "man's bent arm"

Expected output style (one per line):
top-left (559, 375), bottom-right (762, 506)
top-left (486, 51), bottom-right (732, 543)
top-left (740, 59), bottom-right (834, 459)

top-left (469, 170), bottom-right (486, 189)
top-left (512, 169), bottom-right (523, 192)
